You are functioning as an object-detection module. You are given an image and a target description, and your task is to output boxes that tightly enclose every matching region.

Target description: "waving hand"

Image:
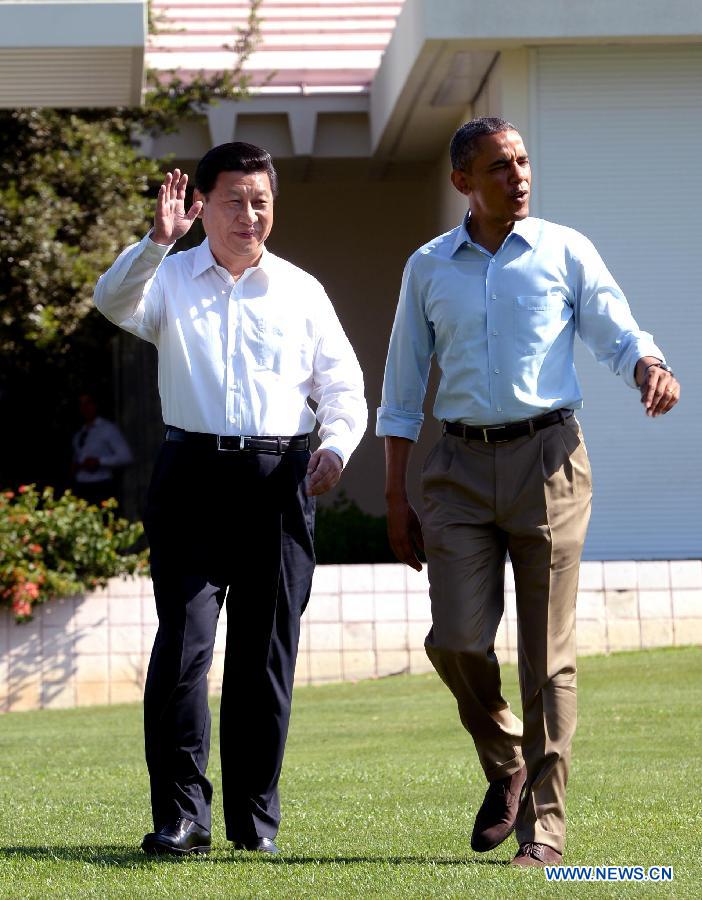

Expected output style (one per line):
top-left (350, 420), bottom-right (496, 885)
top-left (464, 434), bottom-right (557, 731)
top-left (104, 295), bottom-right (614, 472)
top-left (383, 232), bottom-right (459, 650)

top-left (151, 169), bottom-right (203, 246)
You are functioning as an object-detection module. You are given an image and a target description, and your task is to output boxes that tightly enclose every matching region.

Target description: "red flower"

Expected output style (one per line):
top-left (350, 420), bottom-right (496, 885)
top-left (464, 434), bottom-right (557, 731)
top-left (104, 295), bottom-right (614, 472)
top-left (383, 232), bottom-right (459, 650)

top-left (12, 580), bottom-right (39, 609)
top-left (29, 543), bottom-right (42, 555)
top-left (18, 485), bottom-right (31, 494)
top-left (11, 597), bottom-right (32, 618)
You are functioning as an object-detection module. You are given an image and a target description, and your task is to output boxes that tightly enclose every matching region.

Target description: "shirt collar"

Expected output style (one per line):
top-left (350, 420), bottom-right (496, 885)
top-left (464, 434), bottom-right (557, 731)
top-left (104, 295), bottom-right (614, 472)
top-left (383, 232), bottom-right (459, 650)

top-left (192, 237), bottom-right (271, 285)
top-left (450, 214), bottom-right (539, 256)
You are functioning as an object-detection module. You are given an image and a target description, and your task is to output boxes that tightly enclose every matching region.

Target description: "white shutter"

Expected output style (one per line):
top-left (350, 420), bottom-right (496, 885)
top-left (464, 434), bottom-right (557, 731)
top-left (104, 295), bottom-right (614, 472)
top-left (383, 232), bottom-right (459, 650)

top-left (531, 45), bottom-right (702, 559)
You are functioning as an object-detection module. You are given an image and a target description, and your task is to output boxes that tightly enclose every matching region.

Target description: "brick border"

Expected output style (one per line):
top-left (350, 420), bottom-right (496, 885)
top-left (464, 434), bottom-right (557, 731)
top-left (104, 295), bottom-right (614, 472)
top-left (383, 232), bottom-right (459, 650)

top-left (1, 561), bottom-right (700, 711)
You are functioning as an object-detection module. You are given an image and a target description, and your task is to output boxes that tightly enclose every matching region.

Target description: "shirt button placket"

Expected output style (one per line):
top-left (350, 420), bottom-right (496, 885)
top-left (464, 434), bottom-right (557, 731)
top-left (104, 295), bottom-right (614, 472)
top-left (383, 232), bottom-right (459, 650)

top-left (486, 280), bottom-right (499, 412)
top-left (227, 287), bottom-right (239, 427)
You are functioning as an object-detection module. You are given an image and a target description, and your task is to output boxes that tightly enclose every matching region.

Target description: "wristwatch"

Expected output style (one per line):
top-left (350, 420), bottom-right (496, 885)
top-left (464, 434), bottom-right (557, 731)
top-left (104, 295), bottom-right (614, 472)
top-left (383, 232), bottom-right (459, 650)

top-left (645, 361), bottom-right (674, 377)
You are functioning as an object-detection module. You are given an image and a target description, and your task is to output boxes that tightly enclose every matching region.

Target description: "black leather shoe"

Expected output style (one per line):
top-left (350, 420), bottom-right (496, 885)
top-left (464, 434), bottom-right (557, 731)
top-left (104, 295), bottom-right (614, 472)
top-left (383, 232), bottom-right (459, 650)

top-left (232, 837), bottom-right (279, 854)
top-left (471, 765), bottom-right (527, 852)
top-left (142, 817), bottom-right (211, 856)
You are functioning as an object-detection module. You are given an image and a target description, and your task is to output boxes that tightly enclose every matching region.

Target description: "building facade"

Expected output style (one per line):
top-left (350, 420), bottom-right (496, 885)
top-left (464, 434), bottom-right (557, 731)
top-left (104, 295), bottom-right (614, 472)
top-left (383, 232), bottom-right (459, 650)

top-left (5, 0), bottom-right (701, 560)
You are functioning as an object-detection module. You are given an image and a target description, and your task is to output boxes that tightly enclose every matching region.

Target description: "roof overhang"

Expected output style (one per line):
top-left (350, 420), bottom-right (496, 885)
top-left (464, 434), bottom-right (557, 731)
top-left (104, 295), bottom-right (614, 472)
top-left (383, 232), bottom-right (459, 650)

top-left (0, 0), bottom-right (147, 108)
top-left (370, 0), bottom-right (702, 160)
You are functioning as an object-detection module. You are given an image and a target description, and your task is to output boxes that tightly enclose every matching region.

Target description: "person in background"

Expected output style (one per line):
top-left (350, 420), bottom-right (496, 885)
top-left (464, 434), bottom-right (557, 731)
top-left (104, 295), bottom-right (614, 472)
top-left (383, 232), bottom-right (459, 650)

top-left (71, 393), bottom-right (133, 505)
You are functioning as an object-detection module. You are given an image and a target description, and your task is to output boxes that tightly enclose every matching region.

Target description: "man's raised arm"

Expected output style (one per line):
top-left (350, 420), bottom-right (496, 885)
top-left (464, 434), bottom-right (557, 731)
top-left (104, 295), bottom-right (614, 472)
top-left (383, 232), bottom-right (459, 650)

top-left (94, 170), bottom-right (202, 335)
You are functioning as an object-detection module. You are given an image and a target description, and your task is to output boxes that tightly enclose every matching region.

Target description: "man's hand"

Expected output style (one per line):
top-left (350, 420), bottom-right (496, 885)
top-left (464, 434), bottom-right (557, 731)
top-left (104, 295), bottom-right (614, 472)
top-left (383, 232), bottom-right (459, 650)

top-left (386, 496), bottom-right (424, 572)
top-left (151, 169), bottom-right (203, 246)
top-left (635, 357), bottom-right (680, 417)
top-left (306, 449), bottom-right (343, 496)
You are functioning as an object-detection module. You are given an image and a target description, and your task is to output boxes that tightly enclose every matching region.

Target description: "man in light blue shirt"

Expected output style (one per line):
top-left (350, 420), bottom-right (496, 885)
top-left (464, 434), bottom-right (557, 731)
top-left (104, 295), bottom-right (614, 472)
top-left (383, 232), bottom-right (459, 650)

top-left (377, 117), bottom-right (679, 867)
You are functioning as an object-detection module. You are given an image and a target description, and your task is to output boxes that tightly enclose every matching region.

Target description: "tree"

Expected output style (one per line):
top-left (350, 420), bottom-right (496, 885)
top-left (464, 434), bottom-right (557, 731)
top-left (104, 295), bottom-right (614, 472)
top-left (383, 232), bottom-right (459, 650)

top-left (0, 0), bottom-right (262, 357)
top-left (0, 1), bottom-right (262, 490)
top-left (0, 110), bottom-right (161, 355)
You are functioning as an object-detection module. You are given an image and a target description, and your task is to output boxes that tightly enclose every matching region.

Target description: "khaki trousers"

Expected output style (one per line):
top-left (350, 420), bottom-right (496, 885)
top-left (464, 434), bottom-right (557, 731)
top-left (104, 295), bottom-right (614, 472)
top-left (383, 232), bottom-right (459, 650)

top-left (421, 416), bottom-right (592, 853)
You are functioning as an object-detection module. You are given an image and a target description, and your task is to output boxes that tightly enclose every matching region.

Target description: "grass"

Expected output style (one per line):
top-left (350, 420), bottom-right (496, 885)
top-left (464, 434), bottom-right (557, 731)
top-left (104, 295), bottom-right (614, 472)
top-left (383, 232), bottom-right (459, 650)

top-left (0, 646), bottom-right (700, 898)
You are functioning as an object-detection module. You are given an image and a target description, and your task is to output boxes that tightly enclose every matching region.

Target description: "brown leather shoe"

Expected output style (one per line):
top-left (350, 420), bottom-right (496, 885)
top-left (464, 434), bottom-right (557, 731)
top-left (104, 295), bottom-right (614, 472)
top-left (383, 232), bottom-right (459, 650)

top-left (470, 765), bottom-right (527, 852)
top-left (511, 842), bottom-right (563, 867)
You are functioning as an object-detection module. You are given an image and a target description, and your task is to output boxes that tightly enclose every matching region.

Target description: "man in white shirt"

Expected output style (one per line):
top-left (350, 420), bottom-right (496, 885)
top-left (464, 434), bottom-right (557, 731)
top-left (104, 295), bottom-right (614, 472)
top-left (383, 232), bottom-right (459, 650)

top-left (94, 142), bottom-right (367, 857)
top-left (72, 393), bottom-right (133, 505)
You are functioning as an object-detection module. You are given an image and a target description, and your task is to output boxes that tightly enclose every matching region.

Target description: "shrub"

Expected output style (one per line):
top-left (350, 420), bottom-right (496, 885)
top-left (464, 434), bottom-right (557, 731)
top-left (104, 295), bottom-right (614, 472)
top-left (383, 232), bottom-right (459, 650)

top-left (0, 485), bottom-right (147, 622)
top-left (314, 492), bottom-right (396, 565)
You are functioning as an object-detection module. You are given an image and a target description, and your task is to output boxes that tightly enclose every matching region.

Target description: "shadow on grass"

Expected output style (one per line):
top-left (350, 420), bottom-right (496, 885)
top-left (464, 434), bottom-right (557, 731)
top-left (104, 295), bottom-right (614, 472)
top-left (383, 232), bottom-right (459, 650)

top-left (0, 846), bottom-right (509, 868)
top-left (0, 846), bottom-right (154, 867)
top-left (232, 855), bottom-right (509, 867)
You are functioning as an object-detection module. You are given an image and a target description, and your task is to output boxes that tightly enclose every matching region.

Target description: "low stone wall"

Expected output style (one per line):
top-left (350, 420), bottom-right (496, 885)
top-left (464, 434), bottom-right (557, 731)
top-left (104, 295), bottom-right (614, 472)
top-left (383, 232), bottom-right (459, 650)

top-left (1, 561), bottom-right (700, 712)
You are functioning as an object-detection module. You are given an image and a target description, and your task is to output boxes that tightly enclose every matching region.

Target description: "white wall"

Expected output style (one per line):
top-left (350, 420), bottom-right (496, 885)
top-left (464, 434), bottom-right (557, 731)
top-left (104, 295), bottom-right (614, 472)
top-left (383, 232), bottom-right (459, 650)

top-left (530, 44), bottom-right (702, 558)
top-left (2, 562), bottom-right (700, 713)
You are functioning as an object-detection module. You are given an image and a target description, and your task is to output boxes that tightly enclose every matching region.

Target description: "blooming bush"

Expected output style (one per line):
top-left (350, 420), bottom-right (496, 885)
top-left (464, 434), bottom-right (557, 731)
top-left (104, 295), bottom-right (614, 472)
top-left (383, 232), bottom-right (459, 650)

top-left (0, 485), bottom-right (147, 622)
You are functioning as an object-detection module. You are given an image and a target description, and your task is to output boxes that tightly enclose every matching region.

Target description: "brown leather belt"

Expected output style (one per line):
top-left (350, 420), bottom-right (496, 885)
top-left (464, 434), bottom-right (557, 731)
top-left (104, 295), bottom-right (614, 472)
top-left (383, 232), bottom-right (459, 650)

top-left (165, 427), bottom-right (310, 454)
top-left (443, 409), bottom-right (573, 444)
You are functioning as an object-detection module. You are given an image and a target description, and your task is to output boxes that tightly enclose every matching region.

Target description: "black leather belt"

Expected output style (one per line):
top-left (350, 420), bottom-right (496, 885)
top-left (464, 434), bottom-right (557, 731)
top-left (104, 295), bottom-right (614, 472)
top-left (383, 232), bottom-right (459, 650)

top-left (443, 409), bottom-right (573, 444)
top-left (165, 427), bottom-right (310, 454)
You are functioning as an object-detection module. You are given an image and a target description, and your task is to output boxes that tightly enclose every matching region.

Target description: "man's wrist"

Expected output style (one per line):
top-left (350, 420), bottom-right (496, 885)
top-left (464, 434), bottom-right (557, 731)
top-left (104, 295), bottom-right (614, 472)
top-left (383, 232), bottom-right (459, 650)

top-left (320, 446), bottom-right (345, 468)
top-left (645, 361), bottom-right (673, 377)
top-left (635, 356), bottom-right (663, 387)
top-left (148, 227), bottom-right (174, 248)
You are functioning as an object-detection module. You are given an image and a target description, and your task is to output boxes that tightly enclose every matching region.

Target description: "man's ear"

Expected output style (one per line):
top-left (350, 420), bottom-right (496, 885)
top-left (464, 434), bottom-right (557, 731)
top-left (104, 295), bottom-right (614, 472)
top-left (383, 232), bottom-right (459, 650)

top-left (193, 188), bottom-right (205, 216)
top-left (451, 169), bottom-right (472, 198)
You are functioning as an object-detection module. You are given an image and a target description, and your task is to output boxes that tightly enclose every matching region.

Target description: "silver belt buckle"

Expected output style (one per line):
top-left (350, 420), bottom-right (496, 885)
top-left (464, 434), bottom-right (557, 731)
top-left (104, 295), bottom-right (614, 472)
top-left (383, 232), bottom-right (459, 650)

top-left (482, 425), bottom-right (507, 443)
top-left (216, 435), bottom-right (246, 452)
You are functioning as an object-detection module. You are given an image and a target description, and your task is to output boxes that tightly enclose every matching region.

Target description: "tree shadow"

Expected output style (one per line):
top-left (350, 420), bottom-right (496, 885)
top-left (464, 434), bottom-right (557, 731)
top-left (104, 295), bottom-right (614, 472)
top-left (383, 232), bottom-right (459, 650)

top-left (2, 597), bottom-right (144, 712)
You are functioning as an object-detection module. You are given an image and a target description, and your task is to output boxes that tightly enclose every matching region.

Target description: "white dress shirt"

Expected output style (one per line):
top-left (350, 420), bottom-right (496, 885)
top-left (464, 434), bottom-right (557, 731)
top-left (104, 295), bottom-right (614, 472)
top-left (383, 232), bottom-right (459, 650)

top-left (94, 235), bottom-right (367, 464)
top-left (377, 216), bottom-right (664, 440)
top-left (72, 416), bottom-right (133, 483)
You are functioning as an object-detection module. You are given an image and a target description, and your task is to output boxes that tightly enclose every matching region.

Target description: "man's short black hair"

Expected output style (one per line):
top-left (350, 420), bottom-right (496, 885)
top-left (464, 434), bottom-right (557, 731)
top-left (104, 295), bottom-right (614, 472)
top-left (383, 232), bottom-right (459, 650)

top-left (450, 117), bottom-right (516, 172)
top-left (195, 142), bottom-right (279, 196)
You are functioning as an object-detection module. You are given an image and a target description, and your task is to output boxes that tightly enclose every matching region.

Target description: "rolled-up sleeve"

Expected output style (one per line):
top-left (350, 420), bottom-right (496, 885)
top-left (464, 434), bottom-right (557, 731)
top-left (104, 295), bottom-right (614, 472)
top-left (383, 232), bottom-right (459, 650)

top-left (376, 256), bottom-right (434, 441)
top-left (573, 237), bottom-right (664, 389)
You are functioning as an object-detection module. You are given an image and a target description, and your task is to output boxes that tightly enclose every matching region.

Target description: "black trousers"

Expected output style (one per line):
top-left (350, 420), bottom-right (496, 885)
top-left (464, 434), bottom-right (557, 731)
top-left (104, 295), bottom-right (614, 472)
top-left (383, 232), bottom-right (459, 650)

top-left (143, 438), bottom-right (315, 840)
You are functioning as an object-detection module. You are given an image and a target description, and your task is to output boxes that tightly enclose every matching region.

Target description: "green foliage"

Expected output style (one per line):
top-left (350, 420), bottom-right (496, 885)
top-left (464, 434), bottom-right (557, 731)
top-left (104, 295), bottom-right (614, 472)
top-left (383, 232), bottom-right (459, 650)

top-left (0, 109), bottom-right (161, 356)
top-left (0, 0), bottom-right (262, 361)
top-left (315, 492), bottom-right (395, 564)
top-left (0, 1), bottom-right (263, 490)
top-left (0, 484), bottom-right (147, 622)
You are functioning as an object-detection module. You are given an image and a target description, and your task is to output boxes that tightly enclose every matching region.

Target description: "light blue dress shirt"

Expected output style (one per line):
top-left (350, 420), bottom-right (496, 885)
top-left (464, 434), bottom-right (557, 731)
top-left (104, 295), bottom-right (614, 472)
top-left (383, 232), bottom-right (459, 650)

top-left (377, 216), bottom-right (664, 441)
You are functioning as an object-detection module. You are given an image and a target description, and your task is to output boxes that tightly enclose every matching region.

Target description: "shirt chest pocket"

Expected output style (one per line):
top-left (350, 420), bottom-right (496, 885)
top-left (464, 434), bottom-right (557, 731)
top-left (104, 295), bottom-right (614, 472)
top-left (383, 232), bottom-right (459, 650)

top-left (254, 317), bottom-right (284, 372)
top-left (513, 293), bottom-right (572, 355)
top-left (253, 316), bottom-right (314, 376)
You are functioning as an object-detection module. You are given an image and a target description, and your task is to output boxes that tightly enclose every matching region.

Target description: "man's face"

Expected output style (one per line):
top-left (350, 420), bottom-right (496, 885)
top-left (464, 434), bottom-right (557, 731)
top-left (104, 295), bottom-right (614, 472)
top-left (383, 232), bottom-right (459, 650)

top-left (79, 394), bottom-right (97, 422)
top-left (452, 129), bottom-right (531, 224)
top-left (195, 170), bottom-right (274, 269)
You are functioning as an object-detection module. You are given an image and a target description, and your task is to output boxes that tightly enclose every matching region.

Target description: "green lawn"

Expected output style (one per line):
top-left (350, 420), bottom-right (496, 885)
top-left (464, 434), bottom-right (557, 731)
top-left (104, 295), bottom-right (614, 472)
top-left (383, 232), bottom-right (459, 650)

top-left (0, 647), bottom-right (700, 898)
